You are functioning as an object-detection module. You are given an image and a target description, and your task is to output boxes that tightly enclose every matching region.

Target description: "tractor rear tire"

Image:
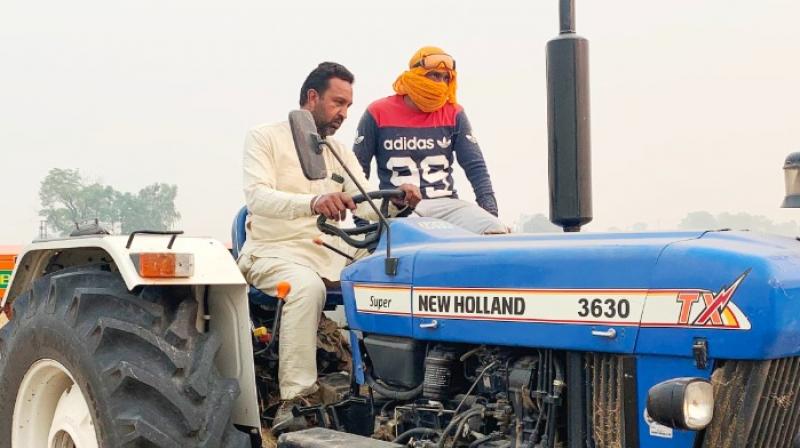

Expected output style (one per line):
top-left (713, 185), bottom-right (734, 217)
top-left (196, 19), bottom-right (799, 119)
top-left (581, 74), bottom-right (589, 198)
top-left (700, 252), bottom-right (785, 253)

top-left (0, 265), bottom-right (251, 448)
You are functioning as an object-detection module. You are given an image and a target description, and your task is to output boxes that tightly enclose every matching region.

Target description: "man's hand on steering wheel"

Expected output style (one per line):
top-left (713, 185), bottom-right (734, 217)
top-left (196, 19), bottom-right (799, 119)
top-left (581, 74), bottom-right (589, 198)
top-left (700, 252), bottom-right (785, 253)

top-left (314, 185), bottom-right (421, 249)
top-left (393, 183), bottom-right (422, 209)
top-left (312, 192), bottom-right (355, 221)
top-left (312, 184), bottom-right (420, 221)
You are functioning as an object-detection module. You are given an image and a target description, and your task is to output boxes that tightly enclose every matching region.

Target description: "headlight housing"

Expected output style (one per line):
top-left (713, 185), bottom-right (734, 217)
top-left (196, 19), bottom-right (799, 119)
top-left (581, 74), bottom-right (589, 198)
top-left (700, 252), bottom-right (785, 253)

top-left (646, 377), bottom-right (714, 430)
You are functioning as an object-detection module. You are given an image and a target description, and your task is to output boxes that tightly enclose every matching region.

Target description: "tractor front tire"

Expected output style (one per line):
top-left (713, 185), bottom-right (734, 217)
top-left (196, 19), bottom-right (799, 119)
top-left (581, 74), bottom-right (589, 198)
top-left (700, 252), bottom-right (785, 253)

top-left (0, 265), bottom-right (250, 448)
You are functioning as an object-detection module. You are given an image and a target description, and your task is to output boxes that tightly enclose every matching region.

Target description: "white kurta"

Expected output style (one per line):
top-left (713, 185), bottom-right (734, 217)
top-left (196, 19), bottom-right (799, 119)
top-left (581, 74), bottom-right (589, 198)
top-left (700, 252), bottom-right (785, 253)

top-left (240, 121), bottom-right (378, 281)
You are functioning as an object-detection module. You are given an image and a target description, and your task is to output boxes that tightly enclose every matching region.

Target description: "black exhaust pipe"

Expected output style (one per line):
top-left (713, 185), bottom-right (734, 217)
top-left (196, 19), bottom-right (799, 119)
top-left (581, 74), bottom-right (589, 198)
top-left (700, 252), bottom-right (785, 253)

top-left (547, 0), bottom-right (592, 232)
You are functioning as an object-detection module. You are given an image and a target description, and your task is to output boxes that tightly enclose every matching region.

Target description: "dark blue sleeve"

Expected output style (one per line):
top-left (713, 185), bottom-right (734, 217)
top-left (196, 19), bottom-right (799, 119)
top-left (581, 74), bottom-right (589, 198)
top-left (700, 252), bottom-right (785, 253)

top-left (353, 110), bottom-right (378, 227)
top-left (453, 110), bottom-right (499, 216)
top-left (353, 110), bottom-right (378, 179)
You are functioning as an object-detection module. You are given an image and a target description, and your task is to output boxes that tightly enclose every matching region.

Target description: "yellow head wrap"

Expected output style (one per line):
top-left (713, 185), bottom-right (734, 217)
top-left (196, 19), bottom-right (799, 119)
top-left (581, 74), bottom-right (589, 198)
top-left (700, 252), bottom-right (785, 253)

top-left (392, 46), bottom-right (458, 113)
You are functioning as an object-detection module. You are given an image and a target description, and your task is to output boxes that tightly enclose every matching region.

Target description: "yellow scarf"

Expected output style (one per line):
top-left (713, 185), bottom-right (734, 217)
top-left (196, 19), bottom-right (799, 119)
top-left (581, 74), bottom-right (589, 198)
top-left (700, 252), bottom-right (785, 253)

top-left (393, 47), bottom-right (458, 113)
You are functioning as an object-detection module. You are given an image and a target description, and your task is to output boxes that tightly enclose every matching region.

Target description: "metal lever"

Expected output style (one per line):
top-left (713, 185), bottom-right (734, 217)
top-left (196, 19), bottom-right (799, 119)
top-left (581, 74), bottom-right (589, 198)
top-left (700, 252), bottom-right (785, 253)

top-left (591, 328), bottom-right (617, 339)
top-left (419, 320), bottom-right (439, 329)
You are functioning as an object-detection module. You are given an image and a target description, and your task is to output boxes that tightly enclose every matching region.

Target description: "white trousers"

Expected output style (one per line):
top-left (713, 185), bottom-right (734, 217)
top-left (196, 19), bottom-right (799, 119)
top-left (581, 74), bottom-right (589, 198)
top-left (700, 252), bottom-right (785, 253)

top-left (238, 255), bottom-right (326, 400)
top-left (414, 198), bottom-right (507, 234)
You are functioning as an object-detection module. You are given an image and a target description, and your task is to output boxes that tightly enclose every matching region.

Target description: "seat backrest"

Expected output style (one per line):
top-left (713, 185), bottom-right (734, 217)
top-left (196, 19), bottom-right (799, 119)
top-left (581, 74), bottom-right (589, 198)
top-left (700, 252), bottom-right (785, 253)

top-left (231, 206), bottom-right (249, 260)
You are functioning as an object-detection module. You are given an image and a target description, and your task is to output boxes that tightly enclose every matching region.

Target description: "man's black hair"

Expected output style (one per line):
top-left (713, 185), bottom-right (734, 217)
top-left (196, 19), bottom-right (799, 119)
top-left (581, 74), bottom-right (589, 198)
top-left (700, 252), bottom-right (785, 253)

top-left (299, 62), bottom-right (355, 106)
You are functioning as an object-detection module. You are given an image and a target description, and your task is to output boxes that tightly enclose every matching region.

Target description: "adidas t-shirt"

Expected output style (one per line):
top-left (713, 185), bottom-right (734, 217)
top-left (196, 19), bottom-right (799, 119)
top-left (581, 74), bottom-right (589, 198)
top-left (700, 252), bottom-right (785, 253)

top-left (353, 95), bottom-right (498, 216)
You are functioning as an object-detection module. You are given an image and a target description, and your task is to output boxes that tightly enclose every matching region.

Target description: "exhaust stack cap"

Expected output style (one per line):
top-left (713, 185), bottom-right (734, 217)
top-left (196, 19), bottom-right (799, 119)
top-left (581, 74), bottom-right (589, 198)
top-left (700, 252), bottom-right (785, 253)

top-left (782, 152), bottom-right (800, 208)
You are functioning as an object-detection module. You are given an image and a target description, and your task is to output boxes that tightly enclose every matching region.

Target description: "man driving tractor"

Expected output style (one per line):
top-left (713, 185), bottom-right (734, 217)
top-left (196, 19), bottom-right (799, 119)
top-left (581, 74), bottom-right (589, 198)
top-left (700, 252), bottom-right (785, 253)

top-left (238, 62), bottom-right (421, 432)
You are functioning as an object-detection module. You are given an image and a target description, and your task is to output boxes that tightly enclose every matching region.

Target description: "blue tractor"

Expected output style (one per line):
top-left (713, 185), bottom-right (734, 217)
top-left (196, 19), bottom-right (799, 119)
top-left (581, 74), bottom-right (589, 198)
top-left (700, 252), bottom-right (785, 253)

top-left (268, 1), bottom-right (800, 447)
top-left (262, 125), bottom-right (800, 447)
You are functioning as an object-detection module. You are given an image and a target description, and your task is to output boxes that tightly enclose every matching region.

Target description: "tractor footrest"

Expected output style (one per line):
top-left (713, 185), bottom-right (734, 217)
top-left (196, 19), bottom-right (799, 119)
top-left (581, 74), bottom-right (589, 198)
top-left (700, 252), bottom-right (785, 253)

top-left (277, 428), bottom-right (401, 448)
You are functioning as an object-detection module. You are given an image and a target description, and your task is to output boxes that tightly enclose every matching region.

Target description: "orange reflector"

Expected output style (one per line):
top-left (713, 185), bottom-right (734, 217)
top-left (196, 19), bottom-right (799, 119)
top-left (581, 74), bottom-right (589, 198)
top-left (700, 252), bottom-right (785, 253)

top-left (131, 253), bottom-right (194, 278)
top-left (276, 281), bottom-right (291, 301)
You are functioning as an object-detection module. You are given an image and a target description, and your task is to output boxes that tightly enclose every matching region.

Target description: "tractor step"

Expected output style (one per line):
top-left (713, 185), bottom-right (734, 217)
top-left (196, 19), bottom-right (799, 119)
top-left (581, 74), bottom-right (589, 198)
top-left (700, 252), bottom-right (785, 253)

top-left (277, 427), bottom-right (402, 448)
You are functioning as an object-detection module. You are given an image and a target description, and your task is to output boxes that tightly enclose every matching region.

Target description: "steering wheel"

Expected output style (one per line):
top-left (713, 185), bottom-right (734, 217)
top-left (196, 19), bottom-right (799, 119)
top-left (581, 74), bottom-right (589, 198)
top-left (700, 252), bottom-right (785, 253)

top-left (316, 189), bottom-right (405, 249)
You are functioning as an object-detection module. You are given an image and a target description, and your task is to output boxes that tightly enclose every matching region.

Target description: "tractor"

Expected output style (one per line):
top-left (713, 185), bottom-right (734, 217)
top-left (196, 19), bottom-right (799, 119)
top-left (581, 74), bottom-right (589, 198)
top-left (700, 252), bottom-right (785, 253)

top-left (3, 1), bottom-right (800, 447)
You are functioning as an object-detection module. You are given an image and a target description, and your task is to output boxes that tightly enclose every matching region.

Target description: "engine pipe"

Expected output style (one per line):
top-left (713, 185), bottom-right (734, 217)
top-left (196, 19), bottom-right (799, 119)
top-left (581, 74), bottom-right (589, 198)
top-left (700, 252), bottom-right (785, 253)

top-left (547, 0), bottom-right (593, 232)
top-left (436, 407), bottom-right (486, 448)
top-left (364, 369), bottom-right (424, 401)
top-left (392, 427), bottom-right (441, 444)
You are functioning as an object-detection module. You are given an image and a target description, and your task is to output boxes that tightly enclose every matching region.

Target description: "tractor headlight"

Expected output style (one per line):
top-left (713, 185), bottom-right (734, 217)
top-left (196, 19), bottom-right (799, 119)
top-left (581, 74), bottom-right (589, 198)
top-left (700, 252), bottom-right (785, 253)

top-left (646, 378), bottom-right (714, 430)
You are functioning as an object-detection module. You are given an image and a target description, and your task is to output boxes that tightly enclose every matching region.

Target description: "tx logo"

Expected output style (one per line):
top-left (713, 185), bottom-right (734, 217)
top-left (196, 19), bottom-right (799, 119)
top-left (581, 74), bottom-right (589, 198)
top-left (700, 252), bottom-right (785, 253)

top-left (675, 270), bottom-right (751, 329)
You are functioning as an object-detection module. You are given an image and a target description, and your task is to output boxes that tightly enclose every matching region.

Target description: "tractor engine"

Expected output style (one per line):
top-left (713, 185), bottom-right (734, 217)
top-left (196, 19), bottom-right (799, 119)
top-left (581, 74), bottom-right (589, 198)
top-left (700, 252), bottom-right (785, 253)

top-left (365, 336), bottom-right (565, 447)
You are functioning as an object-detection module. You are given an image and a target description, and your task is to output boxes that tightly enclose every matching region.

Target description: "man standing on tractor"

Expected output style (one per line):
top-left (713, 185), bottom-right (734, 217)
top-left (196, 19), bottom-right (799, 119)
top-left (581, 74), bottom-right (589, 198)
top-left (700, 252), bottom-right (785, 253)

top-left (238, 62), bottom-right (421, 432)
top-left (353, 46), bottom-right (507, 234)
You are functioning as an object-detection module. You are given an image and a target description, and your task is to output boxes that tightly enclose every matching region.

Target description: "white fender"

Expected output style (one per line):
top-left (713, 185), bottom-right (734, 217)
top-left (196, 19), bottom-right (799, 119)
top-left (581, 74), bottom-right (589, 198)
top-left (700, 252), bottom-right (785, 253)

top-left (2, 235), bottom-right (260, 430)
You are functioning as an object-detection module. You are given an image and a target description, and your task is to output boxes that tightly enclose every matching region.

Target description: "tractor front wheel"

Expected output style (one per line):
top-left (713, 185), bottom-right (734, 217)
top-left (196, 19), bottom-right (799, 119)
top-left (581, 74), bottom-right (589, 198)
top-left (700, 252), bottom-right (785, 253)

top-left (0, 265), bottom-right (250, 448)
top-left (14, 358), bottom-right (100, 447)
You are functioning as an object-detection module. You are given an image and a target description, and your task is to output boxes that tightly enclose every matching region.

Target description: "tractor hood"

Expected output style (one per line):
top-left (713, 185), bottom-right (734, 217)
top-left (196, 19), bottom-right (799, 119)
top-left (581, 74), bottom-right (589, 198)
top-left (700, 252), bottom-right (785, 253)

top-left (341, 218), bottom-right (800, 360)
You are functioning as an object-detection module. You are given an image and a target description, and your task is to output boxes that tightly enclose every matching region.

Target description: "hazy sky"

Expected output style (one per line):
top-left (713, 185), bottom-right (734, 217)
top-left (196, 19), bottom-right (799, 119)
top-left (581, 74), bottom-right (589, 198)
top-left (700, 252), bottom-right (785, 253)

top-left (2, 0), bottom-right (799, 245)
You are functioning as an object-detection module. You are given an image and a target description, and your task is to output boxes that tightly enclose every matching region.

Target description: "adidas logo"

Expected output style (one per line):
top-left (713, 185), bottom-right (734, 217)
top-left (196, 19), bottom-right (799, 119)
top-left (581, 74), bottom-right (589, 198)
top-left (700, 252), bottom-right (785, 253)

top-left (354, 134), bottom-right (365, 144)
top-left (436, 137), bottom-right (452, 149)
top-left (465, 134), bottom-right (477, 144)
top-left (383, 137), bottom-right (435, 151)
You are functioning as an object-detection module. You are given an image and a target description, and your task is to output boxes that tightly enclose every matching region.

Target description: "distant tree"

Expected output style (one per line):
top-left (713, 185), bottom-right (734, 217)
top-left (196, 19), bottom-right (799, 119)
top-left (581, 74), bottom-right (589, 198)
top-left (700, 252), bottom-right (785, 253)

top-left (678, 211), bottom-right (719, 230)
top-left (115, 184), bottom-right (180, 234)
top-left (519, 213), bottom-right (560, 233)
top-left (39, 169), bottom-right (116, 235)
top-left (678, 211), bottom-right (800, 236)
top-left (39, 168), bottom-right (180, 236)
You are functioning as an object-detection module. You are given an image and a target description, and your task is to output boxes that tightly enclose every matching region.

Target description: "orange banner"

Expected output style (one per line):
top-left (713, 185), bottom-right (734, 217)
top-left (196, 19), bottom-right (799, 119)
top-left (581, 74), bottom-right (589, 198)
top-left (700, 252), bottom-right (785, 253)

top-left (0, 247), bottom-right (20, 300)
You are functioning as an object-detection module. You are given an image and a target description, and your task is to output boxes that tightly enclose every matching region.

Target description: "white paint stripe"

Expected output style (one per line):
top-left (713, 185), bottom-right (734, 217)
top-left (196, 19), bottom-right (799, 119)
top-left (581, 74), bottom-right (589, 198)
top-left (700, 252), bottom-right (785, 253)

top-left (354, 285), bottom-right (412, 315)
top-left (351, 284), bottom-right (751, 330)
top-left (413, 290), bottom-right (646, 324)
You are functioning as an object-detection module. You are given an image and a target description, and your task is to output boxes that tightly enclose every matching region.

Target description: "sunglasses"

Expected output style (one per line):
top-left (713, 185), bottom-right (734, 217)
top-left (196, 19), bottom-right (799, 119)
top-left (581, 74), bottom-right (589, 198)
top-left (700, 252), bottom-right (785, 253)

top-left (413, 53), bottom-right (456, 71)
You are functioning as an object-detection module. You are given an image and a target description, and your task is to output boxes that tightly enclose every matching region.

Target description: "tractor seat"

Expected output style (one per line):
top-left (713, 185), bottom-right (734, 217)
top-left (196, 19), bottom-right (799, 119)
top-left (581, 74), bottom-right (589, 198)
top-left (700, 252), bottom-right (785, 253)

top-left (231, 206), bottom-right (342, 310)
